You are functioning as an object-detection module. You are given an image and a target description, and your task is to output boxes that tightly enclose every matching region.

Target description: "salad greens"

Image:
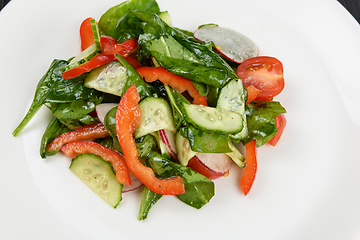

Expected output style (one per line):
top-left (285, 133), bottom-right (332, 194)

top-left (13, 0), bottom-right (286, 220)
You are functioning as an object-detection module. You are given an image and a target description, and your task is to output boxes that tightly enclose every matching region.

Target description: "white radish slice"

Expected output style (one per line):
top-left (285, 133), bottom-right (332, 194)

top-left (95, 103), bottom-right (118, 124)
top-left (122, 171), bottom-right (143, 193)
top-left (194, 26), bottom-right (258, 63)
top-left (159, 129), bottom-right (178, 160)
top-left (195, 152), bottom-right (232, 175)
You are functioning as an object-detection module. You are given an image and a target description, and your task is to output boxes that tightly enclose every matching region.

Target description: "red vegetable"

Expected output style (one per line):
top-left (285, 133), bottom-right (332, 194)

top-left (116, 84), bottom-right (185, 195)
top-left (62, 37), bottom-right (138, 80)
top-left (80, 17), bottom-right (95, 51)
top-left (237, 56), bottom-right (284, 100)
top-left (61, 141), bottom-right (132, 186)
top-left (187, 153), bottom-right (231, 180)
top-left (136, 66), bottom-right (208, 106)
top-left (240, 140), bottom-right (257, 196)
top-left (268, 113), bottom-right (287, 147)
top-left (45, 123), bottom-right (110, 152)
top-left (245, 85), bottom-right (262, 105)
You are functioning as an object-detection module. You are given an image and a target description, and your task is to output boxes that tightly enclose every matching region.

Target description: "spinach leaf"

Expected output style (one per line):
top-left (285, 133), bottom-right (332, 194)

top-left (98, 0), bottom-right (160, 40)
top-left (180, 126), bottom-right (232, 153)
top-left (40, 117), bottom-right (70, 158)
top-left (242, 101), bottom-right (286, 147)
top-left (13, 59), bottom-right (100, 137)
top-left (138, 15), bottom-right (236, 88)
top-left (146, 151), bottom-right (214, 209)
top-left (138, 186), bottom-right (162, 220)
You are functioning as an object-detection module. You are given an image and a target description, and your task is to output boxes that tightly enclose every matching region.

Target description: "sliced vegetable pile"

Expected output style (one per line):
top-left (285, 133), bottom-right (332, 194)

top-left (13, 0), bottom-right (287, 220)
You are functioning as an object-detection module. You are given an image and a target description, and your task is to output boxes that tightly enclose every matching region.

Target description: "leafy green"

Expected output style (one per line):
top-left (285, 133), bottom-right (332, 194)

top-left (40, 117), bottom-right (70, 158)
top-left (138, 14), bottom-right (236, 88)
top-left (12, 59), bottom-right (101, 137)
top-left (138, 186), bottom-right (162, 220)
top-left (98, 0), bottom-right (160, 40)
top-left (242, 101), bottom-right (287, 147)
top-left (146, 151), bottom-right (214, 209)
top-left (180, 126), bottom-right (231, 153)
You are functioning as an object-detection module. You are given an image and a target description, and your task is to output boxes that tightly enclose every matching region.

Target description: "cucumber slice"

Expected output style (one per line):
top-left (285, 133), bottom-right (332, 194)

top-left (61, 44), bottom-right (98, 72)
top-left (175, 131), bottom-right (197, 166)
top-left (90, 18), bottom-right (101, 53)
top-left (84, 61), bottom-right (127, 96)
top-left (134, 97), bottom-right (176, 139)
top-left (217, 79), bottom-right (248, 140)
top-left (182, 103), bottom-right (243, 134)
top-left (69, 153), bottom-right (122, 208)
top-left (158, 11), bottom-right (171, 26)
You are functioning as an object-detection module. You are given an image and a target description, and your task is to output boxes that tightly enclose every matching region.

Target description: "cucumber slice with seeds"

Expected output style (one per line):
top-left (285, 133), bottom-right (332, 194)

top-left (182, 103), bottom-right (243, 134)
top-left (69, 153), bottom-right (122, 208)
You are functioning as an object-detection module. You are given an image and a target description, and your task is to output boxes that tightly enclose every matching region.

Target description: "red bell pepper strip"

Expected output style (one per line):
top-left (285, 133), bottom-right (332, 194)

top-left (62, 37), bottom-right (138, 80)
top-left (245, 85), bottom-right (262, 105)
top-left (45, 123), bottom-right (110, 152)
top-left (80, 17), bottom-right (95, 51)
top-left (240, 140), bottom-right (257, 196)
top-left (101, 36), bottom-right (138, 55)
top-left (61, 141), bottom-right (132, 186)
top-left (116, 84), bottom-right (185, 195)
top-left (268, 113), bottom-right (287, 147)
top-left (136, 66), bottom-right (208, 106)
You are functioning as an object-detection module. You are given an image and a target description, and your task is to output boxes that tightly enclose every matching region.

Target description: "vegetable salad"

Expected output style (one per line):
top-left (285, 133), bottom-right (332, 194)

top-left (13, 0), bottom-right (287, 220)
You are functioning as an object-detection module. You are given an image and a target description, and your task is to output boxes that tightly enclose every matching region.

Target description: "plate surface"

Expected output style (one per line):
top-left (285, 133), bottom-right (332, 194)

top-left (1, 0), bottom-right (360, 239)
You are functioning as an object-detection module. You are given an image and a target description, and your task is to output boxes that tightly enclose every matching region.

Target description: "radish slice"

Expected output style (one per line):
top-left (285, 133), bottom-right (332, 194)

top-left (194, 26), bottom-right (258, 63)
top-left (159, 129), bottom-right (177, 160)
top-left (95, 103), bottom-right (118, 124)
top-left (122, 171), bottom-right (143, 193)
top-left (195, 152), bottom-right (232, 174)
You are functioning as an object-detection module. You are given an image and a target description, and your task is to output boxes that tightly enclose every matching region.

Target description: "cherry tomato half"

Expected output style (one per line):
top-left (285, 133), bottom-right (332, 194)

top-left (237, 56), bottom-right (284, 100)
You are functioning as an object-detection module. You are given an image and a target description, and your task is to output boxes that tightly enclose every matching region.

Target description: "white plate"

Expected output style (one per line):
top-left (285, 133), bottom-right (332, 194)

top-left (1, 0), bottom-right (360, 239)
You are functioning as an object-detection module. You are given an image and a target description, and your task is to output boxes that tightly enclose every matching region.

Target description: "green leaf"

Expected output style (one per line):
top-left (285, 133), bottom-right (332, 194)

top-left (180, 126), bottom-right (232, 153)
top-left (40, 117), bottom-right (70, 158)
top-left (98, 0), bottom-right (160, 40)
top-left (146, 151), bottom-right (214, 209)
top-left (242, 101), bottom-right (286, 147)
top-left (138, 186), bottom-right (162, 220)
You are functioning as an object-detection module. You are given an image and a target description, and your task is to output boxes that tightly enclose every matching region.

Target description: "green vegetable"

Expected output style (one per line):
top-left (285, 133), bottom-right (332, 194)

top-left (98, 0), bottom-right (160, 40)
top-left (69, 153), bottom-right (123, 208)
top-left (146, 151), bottom-right (214, 209)
top-left (40, 117), bottom-right (70, 158)
top-left (180, 126), bottom-right (232, 153)
top-left (13, 59), bottom-right (101, 137)
top-left (138, 186), bottom-right (162, 220)
top-left (114, 54), bottom-right (152, 99)
top-left (242, 101), bottom-right (287, 147)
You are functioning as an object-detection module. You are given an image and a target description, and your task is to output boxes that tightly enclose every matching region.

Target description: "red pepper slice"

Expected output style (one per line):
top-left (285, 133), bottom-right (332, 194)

top-left (116, 84), bottom-right (185, 195)
top-left (80, 17), bottom-right (95, 51)
top-left (136, 66), bottom-right (208, 106)
top-left (62, 37), bottom-right (138, 80)
top-left (61, 141), bottom-right (131, 186)
top-left (45, 123), bottom-right (110, 152)
top-left (240, 140), bottom-right (257, 196)
top-left (101, 36), bottom-right (138, 55)
top-left (268, 113), bottom-right (287, 147)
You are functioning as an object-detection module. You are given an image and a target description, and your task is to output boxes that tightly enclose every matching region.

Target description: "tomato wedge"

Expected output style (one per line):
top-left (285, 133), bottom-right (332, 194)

top-left (237, 56), bottom-right (284, 100)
